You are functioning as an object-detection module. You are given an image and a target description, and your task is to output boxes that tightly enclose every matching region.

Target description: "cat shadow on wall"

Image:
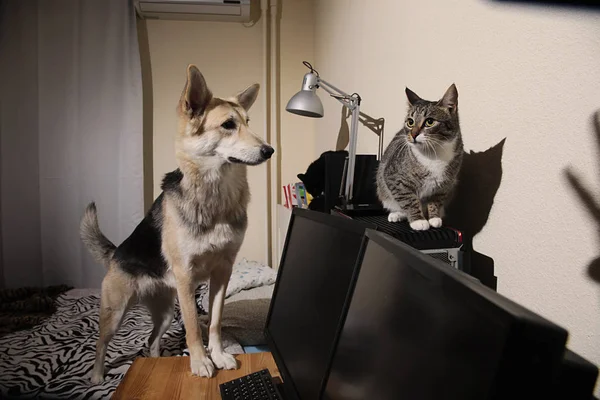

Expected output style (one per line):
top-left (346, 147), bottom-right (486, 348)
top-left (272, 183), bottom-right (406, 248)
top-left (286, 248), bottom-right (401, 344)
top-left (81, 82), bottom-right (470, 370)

top-left (564, 111), bottom-right (600, 284)
top-left (444, 138), bottom-right (506, 288)
top-left (445, 138), bottom-right (506, 240)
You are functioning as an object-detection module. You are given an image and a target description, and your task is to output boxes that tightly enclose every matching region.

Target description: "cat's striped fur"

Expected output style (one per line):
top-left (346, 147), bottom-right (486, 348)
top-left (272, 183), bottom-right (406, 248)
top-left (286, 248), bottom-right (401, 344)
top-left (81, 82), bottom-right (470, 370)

top-left (376, 84), bottom-right (463, 231)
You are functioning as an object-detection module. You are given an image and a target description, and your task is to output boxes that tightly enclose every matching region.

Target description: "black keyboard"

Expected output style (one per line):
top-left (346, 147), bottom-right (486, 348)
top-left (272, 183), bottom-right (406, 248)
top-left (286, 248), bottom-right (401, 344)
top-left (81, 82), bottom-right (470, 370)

top-left (220, 369), bottom-right (283, 400)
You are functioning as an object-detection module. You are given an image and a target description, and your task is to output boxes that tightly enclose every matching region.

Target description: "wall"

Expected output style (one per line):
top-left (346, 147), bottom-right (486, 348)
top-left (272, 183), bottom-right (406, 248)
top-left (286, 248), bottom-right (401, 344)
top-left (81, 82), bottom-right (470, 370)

top-left (313, 0), bottom-right (600, 391)
top-left (276, 0), bottom-right (317, 263)
top-left (279, 0), bottom-right (317, 188)
top-left (147, 18), bottom-right (269, 264)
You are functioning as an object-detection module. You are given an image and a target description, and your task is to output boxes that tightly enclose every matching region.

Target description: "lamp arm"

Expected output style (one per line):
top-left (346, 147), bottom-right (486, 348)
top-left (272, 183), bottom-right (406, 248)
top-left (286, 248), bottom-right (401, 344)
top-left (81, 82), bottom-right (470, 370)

top-left (315, 77), bottom-right (360, 205)
top-left (317, 78), bottom-right (358, 110)
top-left (345, 104), bottom-right (360, 205)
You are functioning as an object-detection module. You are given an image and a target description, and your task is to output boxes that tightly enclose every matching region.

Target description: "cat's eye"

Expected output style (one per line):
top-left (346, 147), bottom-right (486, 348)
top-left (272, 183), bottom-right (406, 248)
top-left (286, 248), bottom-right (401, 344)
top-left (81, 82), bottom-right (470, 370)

top-left (425, 118), bottom-right (435, 127)
top-left (221, 119), bottom-right (237, 130)
top-left (406, 118), bottom-right (415, 128)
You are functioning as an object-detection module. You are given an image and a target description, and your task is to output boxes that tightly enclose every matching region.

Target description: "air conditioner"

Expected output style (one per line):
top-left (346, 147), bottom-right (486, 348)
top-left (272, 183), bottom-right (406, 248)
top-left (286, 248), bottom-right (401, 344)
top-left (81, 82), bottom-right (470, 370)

top-left (133, 0), bottom-right (258, 23)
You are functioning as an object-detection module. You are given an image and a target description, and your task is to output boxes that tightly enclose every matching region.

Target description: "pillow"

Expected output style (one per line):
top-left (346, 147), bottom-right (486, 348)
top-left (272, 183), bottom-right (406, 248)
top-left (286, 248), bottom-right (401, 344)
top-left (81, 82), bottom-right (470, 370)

top-left (197, 258), bottom-right (277, 312)
top-left (226, 258), bottom-right (277, 297)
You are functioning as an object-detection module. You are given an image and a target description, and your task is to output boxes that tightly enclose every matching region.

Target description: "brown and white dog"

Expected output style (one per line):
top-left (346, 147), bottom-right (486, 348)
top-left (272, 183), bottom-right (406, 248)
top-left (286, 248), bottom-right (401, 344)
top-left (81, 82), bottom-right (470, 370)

top-left (80, 65), bottom-right (273, 383)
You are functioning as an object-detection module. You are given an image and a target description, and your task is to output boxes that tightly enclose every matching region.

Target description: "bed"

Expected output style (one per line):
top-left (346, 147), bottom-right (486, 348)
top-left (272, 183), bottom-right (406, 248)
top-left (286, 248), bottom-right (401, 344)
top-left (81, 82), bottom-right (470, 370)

top-left (0, 259), bottom-right (276, 400)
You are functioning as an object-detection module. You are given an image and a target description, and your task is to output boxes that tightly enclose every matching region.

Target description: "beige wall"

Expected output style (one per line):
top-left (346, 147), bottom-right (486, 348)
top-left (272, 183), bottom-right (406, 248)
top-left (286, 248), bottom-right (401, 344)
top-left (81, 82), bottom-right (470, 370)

top-left (279, 0), bottom-right (317, 188)
top-left (314, 0), bottom-right (600, 390)
top-left (147, 18), bottom-right (268, 265)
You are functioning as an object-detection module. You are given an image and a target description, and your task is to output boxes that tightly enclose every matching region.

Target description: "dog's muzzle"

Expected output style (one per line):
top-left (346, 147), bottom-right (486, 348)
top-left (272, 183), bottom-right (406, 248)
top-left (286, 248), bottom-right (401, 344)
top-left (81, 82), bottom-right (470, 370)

top-left (260, 145), bottom-right (274, 160)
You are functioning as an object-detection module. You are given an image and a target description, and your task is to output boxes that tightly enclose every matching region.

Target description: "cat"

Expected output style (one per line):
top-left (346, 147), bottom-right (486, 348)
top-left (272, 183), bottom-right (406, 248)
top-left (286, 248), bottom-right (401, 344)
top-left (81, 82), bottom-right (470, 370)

top-left (376, 84), bottom-right (463, 231)
top-left (298, 149), bottom-right (348, 211)
top-left (298, 149), bottom-right (348, 198)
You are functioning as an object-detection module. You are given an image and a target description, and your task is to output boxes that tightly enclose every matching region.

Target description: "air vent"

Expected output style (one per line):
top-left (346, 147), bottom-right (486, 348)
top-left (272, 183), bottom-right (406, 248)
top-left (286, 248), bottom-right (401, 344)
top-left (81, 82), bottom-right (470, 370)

top-left (134, 0), bottom-right (257, 23)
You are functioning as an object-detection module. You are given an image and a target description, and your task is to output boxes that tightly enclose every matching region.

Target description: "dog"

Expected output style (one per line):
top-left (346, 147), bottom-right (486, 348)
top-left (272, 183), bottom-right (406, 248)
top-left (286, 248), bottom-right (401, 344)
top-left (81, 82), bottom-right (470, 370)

top-left (80, 64), bottom-right (273, 384)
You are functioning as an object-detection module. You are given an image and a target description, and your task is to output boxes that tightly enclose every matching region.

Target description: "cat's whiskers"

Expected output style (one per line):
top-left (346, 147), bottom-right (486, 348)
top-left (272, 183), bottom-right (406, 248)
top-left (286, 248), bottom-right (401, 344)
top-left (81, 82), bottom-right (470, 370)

top-left (427, 140), bottom-right (439, 160)
top-left (427, 137), bottom-right (447, 152)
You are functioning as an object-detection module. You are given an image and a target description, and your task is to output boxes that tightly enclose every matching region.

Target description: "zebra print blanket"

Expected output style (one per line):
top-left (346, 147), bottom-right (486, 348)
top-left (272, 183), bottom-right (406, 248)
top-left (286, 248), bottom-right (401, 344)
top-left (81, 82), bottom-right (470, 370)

top-left (0, 285), bottom-right (73, 336)
top-left (0, 287), bottom-right (243, 400)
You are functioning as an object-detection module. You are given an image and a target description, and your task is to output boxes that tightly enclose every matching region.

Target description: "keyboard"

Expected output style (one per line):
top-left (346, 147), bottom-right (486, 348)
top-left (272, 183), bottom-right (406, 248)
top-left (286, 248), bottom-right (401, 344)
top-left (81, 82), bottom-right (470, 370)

top-left (220, 369), bottom-right (283, 400)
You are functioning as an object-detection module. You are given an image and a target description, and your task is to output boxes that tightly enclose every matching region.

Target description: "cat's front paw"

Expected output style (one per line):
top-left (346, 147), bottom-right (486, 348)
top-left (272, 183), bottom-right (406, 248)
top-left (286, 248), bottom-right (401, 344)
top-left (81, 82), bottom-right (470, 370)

top-left (428, 217), bottom-right (442, 228)
top-left (388, 212), bottom-right (405, 223)
top-left (410, 219), bottom-right (430, 231)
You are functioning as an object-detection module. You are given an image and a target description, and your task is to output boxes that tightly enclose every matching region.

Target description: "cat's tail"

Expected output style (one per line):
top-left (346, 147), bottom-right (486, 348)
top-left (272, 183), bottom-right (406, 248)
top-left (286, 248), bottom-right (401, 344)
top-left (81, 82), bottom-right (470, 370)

top-left (80, 202), bottom-right (116, 265)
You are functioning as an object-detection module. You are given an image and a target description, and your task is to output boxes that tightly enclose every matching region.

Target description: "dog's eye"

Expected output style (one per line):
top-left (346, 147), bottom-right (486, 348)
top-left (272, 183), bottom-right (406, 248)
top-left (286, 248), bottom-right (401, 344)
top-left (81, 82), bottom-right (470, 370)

top-left (221, 119), bottom-right (237, 130)
top-left (246, 117), bottom-right (250, 124)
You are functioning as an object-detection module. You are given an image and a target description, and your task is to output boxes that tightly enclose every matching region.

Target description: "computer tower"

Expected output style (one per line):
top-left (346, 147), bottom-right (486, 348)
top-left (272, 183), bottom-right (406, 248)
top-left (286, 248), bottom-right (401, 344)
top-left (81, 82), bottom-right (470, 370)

top-left (331, 207), bottom-right (467, 272)
top-left (551, 348), bottom-right (599, 400)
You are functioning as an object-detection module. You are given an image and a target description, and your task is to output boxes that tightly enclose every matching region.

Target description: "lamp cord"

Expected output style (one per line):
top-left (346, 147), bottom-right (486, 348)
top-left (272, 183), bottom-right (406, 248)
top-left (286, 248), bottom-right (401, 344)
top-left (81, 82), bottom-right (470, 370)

top-left (351, 92), bottom-right (362, 106)
top-left (303, 61), bottom-right (361, 105)
top-left (303, 61), bottom-right (319, 77)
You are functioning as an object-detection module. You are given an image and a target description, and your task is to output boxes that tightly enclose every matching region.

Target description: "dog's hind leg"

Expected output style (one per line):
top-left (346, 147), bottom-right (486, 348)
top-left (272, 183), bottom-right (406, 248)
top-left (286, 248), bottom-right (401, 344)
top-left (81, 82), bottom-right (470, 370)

top-left (91, 270), bottom-right (134, 384)
top-left (207, 260), bottom-right (238, 370)
top-left (146, 289), bottom-right (175, 357)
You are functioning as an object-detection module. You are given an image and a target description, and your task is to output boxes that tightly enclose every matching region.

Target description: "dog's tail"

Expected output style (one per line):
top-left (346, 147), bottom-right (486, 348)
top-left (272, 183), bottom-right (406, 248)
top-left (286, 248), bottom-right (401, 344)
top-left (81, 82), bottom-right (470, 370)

top-left (80, 202), bottom-right (116, 265)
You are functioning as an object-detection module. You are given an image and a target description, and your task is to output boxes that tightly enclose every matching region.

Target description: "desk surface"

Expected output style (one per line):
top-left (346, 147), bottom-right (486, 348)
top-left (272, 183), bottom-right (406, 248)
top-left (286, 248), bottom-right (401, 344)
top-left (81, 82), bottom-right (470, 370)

top-left (112, 353), bottom-right (280, 400)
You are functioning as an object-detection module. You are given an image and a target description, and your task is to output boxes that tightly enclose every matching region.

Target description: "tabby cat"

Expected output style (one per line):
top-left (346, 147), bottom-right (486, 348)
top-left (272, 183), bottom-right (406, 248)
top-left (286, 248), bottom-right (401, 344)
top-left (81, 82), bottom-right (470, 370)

top-left (376, 84), bottom-right (463, 231)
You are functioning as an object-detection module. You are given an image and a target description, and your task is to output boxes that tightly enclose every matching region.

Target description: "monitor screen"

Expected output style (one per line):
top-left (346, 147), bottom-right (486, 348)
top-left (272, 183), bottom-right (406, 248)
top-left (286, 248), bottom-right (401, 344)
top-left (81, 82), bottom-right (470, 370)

top-left (324, 230), bottom-right (568, 400)
top-left (265, 209), bottom-right (371, 400)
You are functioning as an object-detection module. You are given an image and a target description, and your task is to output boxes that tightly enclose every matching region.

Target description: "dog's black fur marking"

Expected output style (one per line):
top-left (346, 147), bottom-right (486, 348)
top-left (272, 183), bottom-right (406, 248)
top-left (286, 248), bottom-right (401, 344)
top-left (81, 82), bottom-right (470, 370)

top-left (161, 169), bottom-right (184, 194)
top-left (113, 171), bottom-right (185, 278)
top-left (113, 193), bottom-right (167, 279)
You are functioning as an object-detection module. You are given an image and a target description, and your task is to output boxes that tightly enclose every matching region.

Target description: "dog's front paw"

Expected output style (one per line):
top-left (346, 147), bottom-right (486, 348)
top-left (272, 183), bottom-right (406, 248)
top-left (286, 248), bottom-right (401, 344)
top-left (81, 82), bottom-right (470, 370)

top-left (190, 355), bottom-right (215, 377)
top-left (90, 372), bottom-right (104, 385)
top-left (428, 217), bottom-right (442, 228)
top-left (410, 219), bottom-right (430, 231)
top-left (388, 212), bottom-right (405, 223)
top-left (211, 350), bottom-right (238, 370)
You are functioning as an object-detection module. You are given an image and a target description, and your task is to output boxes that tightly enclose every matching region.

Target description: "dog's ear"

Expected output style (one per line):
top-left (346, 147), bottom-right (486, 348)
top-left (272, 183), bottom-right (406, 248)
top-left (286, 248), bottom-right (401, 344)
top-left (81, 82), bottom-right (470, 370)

top-left (182, 65), bottom-right (212, 116)
top-left (236, 83), bottom-right (260, 111)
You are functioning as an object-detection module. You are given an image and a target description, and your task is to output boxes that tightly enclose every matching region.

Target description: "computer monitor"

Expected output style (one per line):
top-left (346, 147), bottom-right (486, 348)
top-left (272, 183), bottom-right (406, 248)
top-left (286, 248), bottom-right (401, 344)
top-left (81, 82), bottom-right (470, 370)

top-left (323, 229), bottom-right (572, 400)
top-left (264, 208), bottom-right (374, 400)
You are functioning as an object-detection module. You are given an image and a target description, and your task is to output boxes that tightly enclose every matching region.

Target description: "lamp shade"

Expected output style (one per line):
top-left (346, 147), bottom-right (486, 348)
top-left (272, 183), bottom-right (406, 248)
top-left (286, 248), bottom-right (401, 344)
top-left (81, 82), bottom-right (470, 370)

top-left (285, 72), bottom-right (324, 118)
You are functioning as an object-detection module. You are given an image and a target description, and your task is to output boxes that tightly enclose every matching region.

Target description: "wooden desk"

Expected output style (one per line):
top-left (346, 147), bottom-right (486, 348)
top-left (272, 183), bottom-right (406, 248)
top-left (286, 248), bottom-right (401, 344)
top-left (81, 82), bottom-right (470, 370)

top-left (113, 353), bottom-right (280, 400)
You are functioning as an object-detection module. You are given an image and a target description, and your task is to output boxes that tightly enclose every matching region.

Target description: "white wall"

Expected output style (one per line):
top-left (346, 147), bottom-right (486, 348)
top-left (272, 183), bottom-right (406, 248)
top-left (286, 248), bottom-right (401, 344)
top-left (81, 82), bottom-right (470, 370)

top-left (314, 0), bottom-right (600, 391)
top-left (146, 19), bottom-right (269, 265)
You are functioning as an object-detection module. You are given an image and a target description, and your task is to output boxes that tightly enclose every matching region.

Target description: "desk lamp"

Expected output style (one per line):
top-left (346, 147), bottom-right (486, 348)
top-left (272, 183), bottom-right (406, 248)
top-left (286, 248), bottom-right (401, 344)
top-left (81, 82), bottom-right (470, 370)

top-left (286, 61), bottom-right (383, 210)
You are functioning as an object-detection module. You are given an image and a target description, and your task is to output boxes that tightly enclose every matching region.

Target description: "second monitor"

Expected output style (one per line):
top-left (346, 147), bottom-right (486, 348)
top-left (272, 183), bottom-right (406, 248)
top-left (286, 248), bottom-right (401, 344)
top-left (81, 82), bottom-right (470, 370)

top-left (323, 229), bottom-right (578, 400)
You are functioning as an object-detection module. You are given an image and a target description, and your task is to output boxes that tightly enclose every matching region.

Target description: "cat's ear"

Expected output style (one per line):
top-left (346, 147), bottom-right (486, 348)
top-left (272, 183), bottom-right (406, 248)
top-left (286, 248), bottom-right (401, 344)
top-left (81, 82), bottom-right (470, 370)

top-left (405, 87), bottom-right (422, 105)
top-left (438, 83), bottom-right (458, 113)
top-left (298, 173), bottom-right (305, 181)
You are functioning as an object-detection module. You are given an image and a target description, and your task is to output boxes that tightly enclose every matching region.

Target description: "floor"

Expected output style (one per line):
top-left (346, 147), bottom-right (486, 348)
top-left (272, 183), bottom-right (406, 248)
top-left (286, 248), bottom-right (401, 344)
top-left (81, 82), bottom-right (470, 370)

top-left (243, 345), bottom-right (270, 354)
